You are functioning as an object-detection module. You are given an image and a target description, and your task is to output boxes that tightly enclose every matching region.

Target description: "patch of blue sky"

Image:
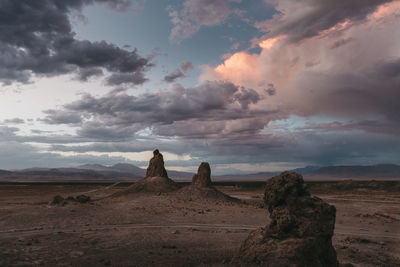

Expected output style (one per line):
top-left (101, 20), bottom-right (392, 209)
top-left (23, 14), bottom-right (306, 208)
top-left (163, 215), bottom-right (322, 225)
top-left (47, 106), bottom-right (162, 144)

top-left (71, 0), bottom-right (276, 91)
top-left (266, 115), bottom-right (360, 134)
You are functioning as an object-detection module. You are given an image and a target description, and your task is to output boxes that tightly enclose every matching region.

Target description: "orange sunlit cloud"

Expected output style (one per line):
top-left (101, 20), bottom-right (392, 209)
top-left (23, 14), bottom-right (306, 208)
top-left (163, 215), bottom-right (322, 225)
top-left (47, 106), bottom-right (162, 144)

top-left (258, 35), bottom-right (286, 50)
top-left (370, 1), bottom-right (400, 20)
top-left (318, 19), bottom-right (351, 37)
top-left (207, 35), bottom-right (286, 85)
top-left (213, 51), bottom-right (261, 84)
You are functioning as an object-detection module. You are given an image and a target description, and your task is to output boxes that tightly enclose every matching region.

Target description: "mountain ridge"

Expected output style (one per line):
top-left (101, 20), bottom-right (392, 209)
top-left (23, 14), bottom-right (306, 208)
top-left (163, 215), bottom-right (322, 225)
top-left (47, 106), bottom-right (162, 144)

top-left (1, 163), bottom-right (400, 181)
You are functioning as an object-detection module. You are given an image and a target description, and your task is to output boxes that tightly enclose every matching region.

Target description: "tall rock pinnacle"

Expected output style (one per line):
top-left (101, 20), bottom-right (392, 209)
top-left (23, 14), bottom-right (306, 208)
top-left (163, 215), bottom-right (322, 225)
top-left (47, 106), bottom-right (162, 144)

top-left (146, 149), bottom-right (168, 178)
top-left (192, 162), bottom-right (212, 187)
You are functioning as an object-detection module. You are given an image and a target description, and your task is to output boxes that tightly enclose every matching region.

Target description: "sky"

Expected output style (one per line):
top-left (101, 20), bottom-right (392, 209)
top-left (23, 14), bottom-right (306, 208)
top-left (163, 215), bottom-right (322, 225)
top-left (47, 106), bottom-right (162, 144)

top-left (0, 0), bottom-right (400, 175)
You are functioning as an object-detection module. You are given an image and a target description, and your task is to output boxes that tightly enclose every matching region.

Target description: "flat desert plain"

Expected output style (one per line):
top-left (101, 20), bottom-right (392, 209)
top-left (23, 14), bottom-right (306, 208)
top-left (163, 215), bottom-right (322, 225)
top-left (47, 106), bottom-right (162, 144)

top-left (0, 181), bottom-right (399, 266)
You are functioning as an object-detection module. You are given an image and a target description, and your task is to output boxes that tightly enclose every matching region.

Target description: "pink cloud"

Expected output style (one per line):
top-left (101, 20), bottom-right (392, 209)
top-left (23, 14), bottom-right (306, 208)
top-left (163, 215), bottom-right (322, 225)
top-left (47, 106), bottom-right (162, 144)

top-left (200, 1), bottom-right (400, 122)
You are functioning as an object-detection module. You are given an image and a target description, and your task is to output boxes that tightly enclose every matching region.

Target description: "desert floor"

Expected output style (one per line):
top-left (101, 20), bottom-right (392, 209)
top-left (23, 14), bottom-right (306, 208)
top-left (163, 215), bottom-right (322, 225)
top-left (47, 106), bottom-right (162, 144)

top-left (0, 181), bottom-right (399, 267)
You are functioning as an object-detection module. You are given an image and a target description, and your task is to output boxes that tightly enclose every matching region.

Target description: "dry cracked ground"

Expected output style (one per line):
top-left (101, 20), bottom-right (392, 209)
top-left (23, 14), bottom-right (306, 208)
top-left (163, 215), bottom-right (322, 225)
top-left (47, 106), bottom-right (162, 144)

top-left (0, 181), bottom-right (399, 267)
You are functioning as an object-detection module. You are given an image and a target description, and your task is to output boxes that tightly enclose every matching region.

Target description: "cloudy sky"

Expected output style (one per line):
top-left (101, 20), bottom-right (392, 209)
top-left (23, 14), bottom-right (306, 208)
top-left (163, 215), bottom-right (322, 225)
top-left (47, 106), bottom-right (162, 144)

top-left (0, 0), bottom-right (399, 174)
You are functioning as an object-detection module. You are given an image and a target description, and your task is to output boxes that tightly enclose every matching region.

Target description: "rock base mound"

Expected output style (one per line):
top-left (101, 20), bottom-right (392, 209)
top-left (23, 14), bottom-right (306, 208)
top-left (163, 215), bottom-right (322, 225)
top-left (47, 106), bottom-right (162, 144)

top-left (113, 176), bottom-right (179, 196)
top-left (236, 171), bottom-right (339, 266)
top-left (174, 185), bottom-right (239, 204)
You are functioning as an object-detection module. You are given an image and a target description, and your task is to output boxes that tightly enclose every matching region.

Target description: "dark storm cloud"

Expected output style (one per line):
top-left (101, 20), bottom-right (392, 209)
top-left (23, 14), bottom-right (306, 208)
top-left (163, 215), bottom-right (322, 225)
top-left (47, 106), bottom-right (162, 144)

top-left (0, 126), bottom-right (19, 138)
top-left (43, 81), bottom-right (271, 140)
top-left (265, 83), bottom-right (276, 96)
top-left (1, 124), bottom-right (134, 144)
top-left (295, 58), bottom-right (400, 124)
top-left (180, 61), bottom-right (194, 72)
top-left (163, 61), bottom-right (194, 82)
top-left (50, 142), bottom-right (149, 153)
top-left (48, 128), bottom-right (400, 167)
top-left (2, 118), bottom-right (25, 124)
top-left (257, 0), bottom-right (391, 43)
top-left (169, 0), bottom-right (240, 42)
top-left (76, 122), bottom-right (144, 140)
top-left (153, 117), bottom-right (272, 138)
top-left (77, 68), bottom-right (104, 81)
top-left (30, 129), bottom-right (54, 134)
top-left (233, 88), bottom-right (260, 109)
top-left (106, 72), bottom-right (147, 85)
top-left (61, 81), bottom-right (262, 123)
top-left (300, 120), bottom-right (400, 135)
top-left (376, 58), bottom-right (400, 79)
top-left (0, 0), bottom-right (152, 85)
top-left (163, 69), bottom-right (185, 83)
top-left (46, 134), bottom-right (286, 164)
top-left (49, 138), bottom-right (195, 155)
top-left (0, 139), bottom-right (130, 170)
top-left (330, 38), bottom-right (353, 49)
top-left (21, 134), bottom-right (94, 144)
top-left (3, 117), bottom-right (399, 170)
top-left (41, 110), bottom-right (83, 125)
top-left (190, 130), bottom-right (400, 167)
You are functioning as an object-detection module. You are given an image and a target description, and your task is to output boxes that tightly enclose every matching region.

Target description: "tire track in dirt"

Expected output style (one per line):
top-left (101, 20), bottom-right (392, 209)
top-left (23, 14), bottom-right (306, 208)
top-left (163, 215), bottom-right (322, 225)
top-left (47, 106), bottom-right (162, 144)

top-left (1, 223), bottom-right (399, 240)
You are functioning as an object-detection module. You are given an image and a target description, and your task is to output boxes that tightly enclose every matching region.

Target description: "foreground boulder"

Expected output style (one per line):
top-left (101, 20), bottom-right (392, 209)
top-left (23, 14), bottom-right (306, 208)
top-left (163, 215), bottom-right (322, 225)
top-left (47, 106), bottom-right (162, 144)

top-left (51, 195), bottom-right (65, 205)
top-left (192, 162), bottom-right (211, 187)
top-left (75, 195), bottom-right (91, 203)
top-left (237, 171), bottom-right (339, 266)
top-left (113, 149), bottom-right (178, 195)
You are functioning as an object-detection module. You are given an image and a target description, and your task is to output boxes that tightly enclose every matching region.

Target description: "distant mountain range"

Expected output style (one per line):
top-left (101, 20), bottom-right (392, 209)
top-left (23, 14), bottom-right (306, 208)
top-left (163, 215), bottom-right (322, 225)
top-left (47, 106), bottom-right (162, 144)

top-left (218, 164), bottom-right (400, 180)
top-left (0, 163), bottom-right (399, 182)
top-left (0, 163), bottom-right (194, 182)
top-left (303, 164), bottom-right (400, 179)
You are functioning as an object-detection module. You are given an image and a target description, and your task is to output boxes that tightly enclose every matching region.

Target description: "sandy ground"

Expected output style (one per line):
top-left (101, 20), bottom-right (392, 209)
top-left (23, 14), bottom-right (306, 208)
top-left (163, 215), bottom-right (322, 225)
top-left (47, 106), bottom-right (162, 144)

top-left (0, 182), bottom-right (399, 267)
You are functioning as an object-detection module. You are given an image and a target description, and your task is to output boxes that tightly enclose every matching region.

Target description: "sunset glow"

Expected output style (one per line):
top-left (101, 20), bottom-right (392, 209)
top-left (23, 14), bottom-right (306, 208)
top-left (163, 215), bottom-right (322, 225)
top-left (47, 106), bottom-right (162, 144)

top-left (0, 0), bottom-right (399, 174)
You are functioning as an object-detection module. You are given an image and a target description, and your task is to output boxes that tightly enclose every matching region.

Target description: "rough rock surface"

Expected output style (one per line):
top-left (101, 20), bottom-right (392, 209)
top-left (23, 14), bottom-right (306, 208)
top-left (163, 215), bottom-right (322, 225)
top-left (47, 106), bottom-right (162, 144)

top-left (75, 195), bottom-right (91, 203)
top-left (237, 171), bottom-right (339, 267)
top-left (192, 162), bottom-right (211, 187)
top-left (146, 149), bottom-right (168, 178)
top-left (51, 195), bottom-right (65, 205)
top-left (113, 149), bottom-right (178, 195)
top-left (175, 162), bottom-right (239, 204)
top-left (51, 194), bottom-right (91, 205)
